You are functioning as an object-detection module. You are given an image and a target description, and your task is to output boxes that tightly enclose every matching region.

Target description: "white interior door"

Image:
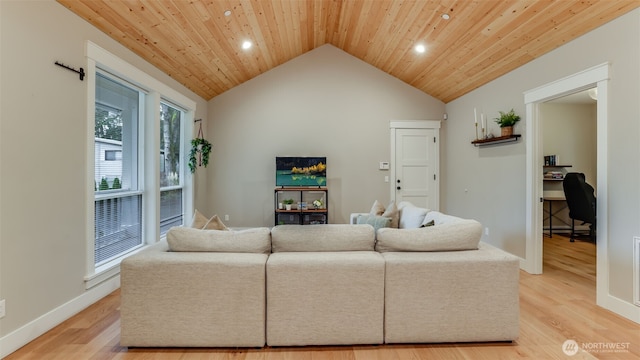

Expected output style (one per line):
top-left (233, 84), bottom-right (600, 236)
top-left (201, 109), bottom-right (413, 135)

top-left (391, 123), bottom-right (439, 210)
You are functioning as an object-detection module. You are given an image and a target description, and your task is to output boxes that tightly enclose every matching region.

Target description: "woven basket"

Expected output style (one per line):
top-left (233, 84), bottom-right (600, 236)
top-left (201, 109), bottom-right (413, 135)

top-left (501, 126), bottom-right (514, 136)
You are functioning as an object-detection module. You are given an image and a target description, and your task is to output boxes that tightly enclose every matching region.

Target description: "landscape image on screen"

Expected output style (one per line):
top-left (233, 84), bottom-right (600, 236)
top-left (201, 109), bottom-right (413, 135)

top-left (276, 157), bottom-right (326, 187)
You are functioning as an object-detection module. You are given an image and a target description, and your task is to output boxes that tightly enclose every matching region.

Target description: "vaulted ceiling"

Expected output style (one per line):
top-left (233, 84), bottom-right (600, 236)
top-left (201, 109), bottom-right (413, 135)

top-left (57, 0), bottom-right (640, 103)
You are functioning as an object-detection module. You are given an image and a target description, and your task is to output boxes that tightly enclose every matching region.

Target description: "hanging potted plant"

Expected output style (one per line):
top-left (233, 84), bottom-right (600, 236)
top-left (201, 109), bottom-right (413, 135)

top-left (188, 137), bottom-right (212, 173)
top-left (494, 109), bottom-right (521, 136)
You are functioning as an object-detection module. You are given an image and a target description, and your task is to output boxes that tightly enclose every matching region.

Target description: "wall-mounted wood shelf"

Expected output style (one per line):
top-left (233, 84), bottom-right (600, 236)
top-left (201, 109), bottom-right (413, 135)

top-left (471, 134), bottom-right (521, 147)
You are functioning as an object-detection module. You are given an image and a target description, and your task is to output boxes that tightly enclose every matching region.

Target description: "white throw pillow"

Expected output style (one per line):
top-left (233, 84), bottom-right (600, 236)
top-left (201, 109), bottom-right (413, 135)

top-left (397, 201), bottom-right (414, 210)
top-left (399, 206), bottom-right (429, 229)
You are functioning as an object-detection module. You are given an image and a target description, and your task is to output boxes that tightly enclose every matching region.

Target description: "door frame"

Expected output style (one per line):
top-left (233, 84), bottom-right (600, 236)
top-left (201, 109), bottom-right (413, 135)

top-left (523, 63), bottom-right (609, 306)
top-left (390, 120), bottom-right (441, 209)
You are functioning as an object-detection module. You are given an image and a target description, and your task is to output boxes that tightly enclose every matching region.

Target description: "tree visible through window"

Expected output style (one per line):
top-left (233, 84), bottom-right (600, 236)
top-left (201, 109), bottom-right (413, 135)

top-left (95, 106), bottom-right (122, 141)
top-left (160, 102), bottom-right (183, 234)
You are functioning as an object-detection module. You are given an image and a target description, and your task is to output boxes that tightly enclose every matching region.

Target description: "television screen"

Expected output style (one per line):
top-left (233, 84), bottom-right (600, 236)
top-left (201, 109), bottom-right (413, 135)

top-left (276, 156), bottom-right (326, 187)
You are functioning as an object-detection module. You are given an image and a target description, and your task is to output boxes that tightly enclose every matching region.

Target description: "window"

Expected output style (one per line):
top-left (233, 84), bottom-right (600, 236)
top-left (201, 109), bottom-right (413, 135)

top-left (159, 102), bottom-right (184, 234)
top-left (86, 41), bottom-right (195, 288)
top-left (94, 73), bottom-right (143, 265)
top-left (105, 150), bottom-right (122, 161)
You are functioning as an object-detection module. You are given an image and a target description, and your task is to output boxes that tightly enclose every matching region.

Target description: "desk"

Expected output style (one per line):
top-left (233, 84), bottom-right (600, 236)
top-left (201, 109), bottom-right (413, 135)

top-left (543, 195), bottom-right (566, 238)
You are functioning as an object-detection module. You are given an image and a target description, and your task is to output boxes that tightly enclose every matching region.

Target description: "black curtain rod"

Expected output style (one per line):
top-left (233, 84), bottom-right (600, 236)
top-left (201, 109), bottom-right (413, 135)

top-left (54, 61), bottom-right (85, 81)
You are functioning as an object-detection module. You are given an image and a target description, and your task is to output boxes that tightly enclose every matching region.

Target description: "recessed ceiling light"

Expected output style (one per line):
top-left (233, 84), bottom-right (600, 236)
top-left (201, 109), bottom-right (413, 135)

top-left (415, 44), bottom-right (426, 54)
top-left (442, 13), bottom-right (450, 20)
top-left (242, 41), bottom-right (252, 50)
top-left (224, 10), bottom-right (232, 17)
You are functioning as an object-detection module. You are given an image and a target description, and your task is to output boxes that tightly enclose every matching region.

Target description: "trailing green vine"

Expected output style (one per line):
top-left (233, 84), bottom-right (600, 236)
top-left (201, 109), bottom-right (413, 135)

top-left (188, 137), bottom-right (212, 173)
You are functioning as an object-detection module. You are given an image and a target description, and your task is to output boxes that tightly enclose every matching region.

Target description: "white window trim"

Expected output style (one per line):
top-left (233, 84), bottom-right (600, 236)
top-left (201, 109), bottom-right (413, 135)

top-left (85, 41), bottom-right (195, 289)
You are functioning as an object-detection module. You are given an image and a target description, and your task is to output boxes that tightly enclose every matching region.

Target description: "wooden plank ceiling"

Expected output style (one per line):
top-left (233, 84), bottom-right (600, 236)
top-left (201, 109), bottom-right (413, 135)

top-left (57, 0), bottom-right (640, 103)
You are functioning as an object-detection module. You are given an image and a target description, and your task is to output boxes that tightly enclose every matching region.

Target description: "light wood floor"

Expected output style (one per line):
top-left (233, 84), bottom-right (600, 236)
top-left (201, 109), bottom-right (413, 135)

top-left (5, 235), bottom-right (639, 359)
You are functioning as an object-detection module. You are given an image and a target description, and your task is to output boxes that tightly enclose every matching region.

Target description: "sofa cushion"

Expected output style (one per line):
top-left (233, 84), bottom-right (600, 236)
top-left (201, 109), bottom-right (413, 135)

top-left (167, 227), bottom-right (271, 253)
top-left (375, 219), bottom-right (482, 252)
top-left (271, 224), bottom-right (375, 252)
top-left (357, 214), bottom-right (392, 233)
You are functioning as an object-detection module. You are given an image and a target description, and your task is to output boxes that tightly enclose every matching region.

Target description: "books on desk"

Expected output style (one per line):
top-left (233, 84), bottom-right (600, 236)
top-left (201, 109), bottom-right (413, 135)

top-left (544, 171), bottom-right (564, 180)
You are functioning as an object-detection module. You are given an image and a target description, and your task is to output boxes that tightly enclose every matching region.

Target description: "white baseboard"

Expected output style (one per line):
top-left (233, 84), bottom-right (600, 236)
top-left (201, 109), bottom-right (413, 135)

top-left (0, 276), bottom-right (120, 359)
top-left (601, 293), bottom-right (640, 324)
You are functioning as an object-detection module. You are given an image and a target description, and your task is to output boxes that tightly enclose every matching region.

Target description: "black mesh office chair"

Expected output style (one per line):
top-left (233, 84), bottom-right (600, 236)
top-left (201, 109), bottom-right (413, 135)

top-left (562, 172), bottom-right (596, 242)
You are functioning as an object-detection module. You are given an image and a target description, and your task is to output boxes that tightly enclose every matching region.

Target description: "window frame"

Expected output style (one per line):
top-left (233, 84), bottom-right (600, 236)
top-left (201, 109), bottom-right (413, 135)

top-left (85, 41), bottom-right (195, 289)
top-left (93, 70), bottom-right (145, 267)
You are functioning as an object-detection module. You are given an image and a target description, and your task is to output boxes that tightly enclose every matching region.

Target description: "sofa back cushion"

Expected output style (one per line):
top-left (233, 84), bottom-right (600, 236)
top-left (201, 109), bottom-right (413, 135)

top-left (167, 227), bottom-right (271, 253)
top-left (375, 219), bottom-right (482, 252)
top-left (271, 224), bottom-right (375, 252)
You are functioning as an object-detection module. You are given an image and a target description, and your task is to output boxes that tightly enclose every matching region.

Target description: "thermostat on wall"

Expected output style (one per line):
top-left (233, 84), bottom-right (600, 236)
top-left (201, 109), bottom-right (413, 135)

top-left (379, 161), bottom-right (390, 170)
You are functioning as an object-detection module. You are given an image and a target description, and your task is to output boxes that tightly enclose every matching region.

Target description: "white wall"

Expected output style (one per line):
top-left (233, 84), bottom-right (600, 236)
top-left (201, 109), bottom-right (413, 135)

top-left (0, 0), bottom-right (207, 351)
top-left (542, 102), bottom-right (597, 190)
top-left (206, 44), bottom-right (445, 226)
top-left (443, 10), bottom-right (640, 313)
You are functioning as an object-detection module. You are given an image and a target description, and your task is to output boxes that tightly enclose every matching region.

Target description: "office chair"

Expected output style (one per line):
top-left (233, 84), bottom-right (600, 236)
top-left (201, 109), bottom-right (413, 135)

top-left (562, 172), bottom-right (596, 242)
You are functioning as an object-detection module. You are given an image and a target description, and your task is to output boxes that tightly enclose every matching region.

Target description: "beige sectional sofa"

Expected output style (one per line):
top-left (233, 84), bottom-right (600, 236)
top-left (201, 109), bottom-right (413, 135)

top-left (120, 206), bottom-right (520, 348)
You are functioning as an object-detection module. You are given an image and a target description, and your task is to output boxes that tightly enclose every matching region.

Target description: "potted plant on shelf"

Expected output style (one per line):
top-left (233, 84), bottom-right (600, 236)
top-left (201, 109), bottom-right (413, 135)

top-left (188, 137), bottom-right (212, 173)
top-left (283, 199), bottom-right (294, 211)
top-left (312, 199), bottom-right (323, 209)
top-left (494, 109), bottom-right (521, 137)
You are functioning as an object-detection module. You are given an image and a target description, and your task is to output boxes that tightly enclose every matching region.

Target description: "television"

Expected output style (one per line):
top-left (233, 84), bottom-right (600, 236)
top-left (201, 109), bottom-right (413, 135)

top-left (276, 156), bottom-right (327, 187)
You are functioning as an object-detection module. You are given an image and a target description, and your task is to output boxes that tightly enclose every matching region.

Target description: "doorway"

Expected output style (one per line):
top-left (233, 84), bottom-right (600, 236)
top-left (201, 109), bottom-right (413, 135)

top-left (524, 62), bottom-right (608, 306)
top-left (540, 89), bottom-right (597, 284)
top-left (541, 89), bottom-right (597, 241)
